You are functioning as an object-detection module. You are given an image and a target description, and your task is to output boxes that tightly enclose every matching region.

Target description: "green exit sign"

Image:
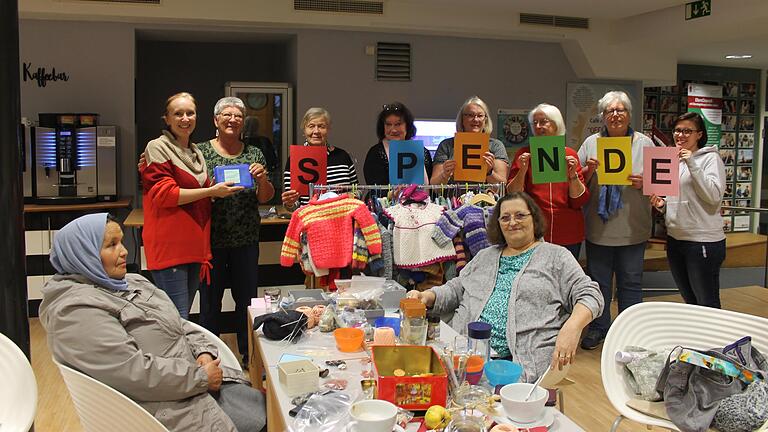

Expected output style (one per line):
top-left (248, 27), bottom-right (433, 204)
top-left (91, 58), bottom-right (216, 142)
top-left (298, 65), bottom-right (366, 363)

top-left (686, 0), bottom-right (711, 20)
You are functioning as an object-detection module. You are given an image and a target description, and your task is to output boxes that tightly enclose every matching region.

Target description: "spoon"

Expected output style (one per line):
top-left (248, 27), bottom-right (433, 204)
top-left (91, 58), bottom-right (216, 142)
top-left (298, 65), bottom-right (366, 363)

top-left (524, 365), bottom-right (550, 401)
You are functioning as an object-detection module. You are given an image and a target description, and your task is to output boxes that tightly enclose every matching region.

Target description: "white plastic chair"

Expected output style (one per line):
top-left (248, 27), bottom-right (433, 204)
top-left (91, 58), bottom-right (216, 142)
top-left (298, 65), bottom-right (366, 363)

top-left (187, 320), bottom-right (243, 371)
top-left (0, 332), bottom-right (37, 432)
top-left (56, 320), bottom-right (241, 432)
top-left (601, 302), bottom-right (768, 432)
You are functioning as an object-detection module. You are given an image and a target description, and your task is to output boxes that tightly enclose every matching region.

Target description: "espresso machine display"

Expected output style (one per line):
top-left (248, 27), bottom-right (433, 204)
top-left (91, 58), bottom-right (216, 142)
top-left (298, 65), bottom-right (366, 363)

top-left (30, 113), bottom-right (118, 204)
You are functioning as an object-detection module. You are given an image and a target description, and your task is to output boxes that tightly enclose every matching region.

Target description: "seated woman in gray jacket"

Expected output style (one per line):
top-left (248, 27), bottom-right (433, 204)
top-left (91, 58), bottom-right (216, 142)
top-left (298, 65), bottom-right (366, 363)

top-left (39, 213), bottom-right (266, 432)
top-left (408, 192), bottom-right (603, 382)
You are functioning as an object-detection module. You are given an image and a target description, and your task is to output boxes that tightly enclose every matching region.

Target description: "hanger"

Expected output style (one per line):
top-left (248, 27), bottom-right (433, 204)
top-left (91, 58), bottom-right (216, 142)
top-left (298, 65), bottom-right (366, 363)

top-left (470, 192), bottom-right (497, 206)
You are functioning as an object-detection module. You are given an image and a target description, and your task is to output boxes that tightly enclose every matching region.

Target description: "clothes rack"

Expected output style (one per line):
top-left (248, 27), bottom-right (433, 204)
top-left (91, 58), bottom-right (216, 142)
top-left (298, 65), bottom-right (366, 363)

top-left (300, 182), bottom-right (505, 290)
top-left (308, 182), bottom-right (507, 196)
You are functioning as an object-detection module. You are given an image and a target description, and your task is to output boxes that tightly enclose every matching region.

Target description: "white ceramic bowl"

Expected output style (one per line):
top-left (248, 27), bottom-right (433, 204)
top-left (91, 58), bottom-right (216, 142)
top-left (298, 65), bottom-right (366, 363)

top-left (499, 382), bottom-right (548, 423)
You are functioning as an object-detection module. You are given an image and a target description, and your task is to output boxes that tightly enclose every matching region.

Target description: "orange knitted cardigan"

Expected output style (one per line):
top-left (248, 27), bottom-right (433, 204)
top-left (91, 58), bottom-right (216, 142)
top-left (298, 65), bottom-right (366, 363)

top-left (280, 195), bottom-right (381, 269)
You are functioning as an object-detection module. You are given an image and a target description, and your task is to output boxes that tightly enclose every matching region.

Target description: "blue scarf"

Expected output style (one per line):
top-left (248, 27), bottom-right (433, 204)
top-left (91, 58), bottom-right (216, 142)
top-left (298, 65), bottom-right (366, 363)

top-left (597, 127), bottom-right (634, 223)
top-left (50, 213), bottom-right (129, 291)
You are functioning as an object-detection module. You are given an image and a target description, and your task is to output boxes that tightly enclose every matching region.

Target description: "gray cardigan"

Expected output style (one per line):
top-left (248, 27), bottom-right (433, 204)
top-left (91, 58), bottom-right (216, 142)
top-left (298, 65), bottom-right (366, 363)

top-left (40, 273), bottom-right (250, 432)
top-left (429, 242), bottom-right (603, 382)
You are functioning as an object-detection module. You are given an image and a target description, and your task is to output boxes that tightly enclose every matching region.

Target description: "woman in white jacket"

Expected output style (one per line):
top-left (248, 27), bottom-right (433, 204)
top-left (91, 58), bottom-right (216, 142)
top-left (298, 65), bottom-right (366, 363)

top-left (650, 112), bottom-right (726, 308)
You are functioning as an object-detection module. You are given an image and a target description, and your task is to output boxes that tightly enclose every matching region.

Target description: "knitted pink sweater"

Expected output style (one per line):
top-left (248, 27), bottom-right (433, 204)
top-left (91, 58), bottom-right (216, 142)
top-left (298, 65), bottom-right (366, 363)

top-left (281, 195), bottom-right (382, 269)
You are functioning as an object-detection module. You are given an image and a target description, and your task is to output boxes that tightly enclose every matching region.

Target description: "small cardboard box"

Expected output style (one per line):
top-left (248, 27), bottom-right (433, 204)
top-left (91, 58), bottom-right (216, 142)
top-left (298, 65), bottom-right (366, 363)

top-left (371, 345), bottom-right (449, 410)
top-left (277, 359), bottom-right (319, 396)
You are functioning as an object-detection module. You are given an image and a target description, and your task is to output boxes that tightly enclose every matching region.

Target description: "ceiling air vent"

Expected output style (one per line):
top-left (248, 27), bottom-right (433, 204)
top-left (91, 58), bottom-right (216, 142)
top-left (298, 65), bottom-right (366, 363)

top-left (294, 0), bottom-right (384, 15)
top-left (376, 42), bottom-right (411, 82)
top-left (79, 0), bottom-right (160, 3)
top-left (520, 13), bottom-right (589, 29)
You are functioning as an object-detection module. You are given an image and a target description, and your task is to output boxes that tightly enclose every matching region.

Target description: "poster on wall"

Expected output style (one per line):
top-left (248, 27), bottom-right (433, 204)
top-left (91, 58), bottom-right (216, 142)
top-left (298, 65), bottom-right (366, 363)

top-left (687, 83), bottom-right (722, 147)
top-left (497, 109), bottom-right (530, 160)
top-left (565, 82), bottom-right (642, 150)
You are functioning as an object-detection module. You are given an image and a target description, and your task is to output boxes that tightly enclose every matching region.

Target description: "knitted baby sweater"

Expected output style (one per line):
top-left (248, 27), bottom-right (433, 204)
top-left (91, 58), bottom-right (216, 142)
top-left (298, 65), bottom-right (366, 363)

top-left (281, 195), bottom-right (381, 269)
top-left (384, 203), bottom-right (456, 268)
top-left (432, 204), bottom-right (490, 257)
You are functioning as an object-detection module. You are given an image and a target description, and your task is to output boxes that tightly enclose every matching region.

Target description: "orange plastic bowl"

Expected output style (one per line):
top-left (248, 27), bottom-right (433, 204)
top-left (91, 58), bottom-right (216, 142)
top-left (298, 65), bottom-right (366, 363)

top-left (334, 328), bottom-right (364, 352)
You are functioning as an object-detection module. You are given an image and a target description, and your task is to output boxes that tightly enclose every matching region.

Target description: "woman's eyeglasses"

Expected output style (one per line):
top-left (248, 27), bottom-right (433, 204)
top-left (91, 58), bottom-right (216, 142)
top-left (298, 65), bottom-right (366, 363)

top-left (463, 113), bottom-right (486, 120)
top-left (532, 119), bottom-right (551, 127)
top-left (498, 212), bottom-right (531, 224)
top-left (218, 112), bottom-right (244, 120)
top-left (604, 108), bottom-right (628, 116)
top-left (672, 128), bottom-right (700, 136)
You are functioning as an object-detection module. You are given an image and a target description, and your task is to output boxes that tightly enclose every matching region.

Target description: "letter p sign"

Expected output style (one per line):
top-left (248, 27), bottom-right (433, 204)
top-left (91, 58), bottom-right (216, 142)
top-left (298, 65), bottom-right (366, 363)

top-left (389, 140), bottom-right (425, 185)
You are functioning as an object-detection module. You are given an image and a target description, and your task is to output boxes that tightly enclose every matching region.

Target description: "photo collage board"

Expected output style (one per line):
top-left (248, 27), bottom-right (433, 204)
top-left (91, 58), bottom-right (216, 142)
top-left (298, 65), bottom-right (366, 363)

top-left (643, 80), bottom-right (758, 232)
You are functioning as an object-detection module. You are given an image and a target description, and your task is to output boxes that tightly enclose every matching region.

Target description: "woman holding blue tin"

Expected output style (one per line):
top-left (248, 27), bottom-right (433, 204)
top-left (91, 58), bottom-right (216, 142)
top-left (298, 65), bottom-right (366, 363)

top-left (197, 96), bottom-right (275, 367)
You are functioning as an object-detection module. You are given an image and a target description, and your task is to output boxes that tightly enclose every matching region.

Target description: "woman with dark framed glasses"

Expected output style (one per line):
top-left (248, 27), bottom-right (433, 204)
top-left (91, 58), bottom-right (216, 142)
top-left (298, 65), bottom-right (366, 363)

top-left (649, 112), bottom-right (726, 308)
top-left (363, 102), bottom-right (433, 185)
top-left (430, 95), bottom-right (509, 185)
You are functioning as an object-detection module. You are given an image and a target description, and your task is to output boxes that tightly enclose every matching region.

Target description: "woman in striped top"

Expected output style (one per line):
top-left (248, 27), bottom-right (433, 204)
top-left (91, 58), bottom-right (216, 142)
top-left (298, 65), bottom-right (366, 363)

top-left (282, 107), bottom-right (358, 209)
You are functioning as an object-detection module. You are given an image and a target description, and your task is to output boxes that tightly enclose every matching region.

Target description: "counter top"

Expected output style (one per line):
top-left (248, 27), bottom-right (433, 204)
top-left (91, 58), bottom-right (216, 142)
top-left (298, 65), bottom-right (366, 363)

top-left (24, 198), bottom-right (132, 213)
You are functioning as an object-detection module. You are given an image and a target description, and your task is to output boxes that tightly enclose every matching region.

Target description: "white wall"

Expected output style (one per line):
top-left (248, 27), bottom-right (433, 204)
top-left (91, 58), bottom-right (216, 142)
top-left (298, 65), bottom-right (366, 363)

top-left (295, 29), bottom-right (578, 169)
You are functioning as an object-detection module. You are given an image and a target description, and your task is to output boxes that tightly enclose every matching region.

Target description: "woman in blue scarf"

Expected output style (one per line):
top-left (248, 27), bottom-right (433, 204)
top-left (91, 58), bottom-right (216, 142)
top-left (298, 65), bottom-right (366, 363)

top-left (576, 91), bottom-right (654, 350)
top-left (39, 213), bottom-right (266, 432)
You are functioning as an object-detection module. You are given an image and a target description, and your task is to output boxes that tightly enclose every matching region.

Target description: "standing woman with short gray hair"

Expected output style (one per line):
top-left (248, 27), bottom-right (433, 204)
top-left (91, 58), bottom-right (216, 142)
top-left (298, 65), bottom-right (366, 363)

top-left (197, 96), bottom-right (275, 366)
top-left (281, 107), bottom-right (358, 209)
top-left (577, 90), bottom-right (654, 350)
top-left (506, 103), bottom-right (589, 259)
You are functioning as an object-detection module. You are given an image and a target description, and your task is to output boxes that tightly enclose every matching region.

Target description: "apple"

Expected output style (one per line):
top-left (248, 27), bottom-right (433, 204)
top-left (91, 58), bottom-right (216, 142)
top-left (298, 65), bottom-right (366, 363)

top-left (424, 405), bottom-right (451, 430)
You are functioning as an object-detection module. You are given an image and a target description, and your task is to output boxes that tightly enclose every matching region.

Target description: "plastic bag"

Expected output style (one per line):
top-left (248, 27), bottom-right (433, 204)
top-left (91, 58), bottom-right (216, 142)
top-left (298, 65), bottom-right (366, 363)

top-left (292, 391), bottom-right (354, 432)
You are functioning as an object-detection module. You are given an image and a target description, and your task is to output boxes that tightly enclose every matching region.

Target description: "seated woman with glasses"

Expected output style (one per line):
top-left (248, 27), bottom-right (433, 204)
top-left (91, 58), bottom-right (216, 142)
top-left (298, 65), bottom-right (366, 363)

top-left (363, 102), bottom-right (433, 185)
top-left (649, 112), bottom-right (726, 308)
top-left (506, 103), bottom-right (589, 259)
top-left (407, 192), bottom-right (603, 382)
top-left (430, 96), bottom-right (509, 185)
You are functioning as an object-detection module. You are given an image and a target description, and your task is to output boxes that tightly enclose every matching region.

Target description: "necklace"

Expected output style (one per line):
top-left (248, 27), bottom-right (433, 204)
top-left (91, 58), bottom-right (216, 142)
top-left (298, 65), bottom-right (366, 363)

top-left (503, 240), bottom-right (538, 257)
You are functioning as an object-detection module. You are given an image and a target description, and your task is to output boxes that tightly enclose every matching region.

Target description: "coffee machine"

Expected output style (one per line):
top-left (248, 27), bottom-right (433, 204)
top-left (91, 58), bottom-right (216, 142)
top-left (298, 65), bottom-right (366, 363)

top-left (29, 113), bottom-right (118, 204)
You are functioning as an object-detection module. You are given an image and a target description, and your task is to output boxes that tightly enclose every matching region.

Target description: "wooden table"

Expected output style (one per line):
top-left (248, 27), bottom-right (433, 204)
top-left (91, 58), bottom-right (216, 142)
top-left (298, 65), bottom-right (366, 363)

top-left (124, 208), bottom-right (144, 227)
top-left (248, 307), bottom-right (586, 432)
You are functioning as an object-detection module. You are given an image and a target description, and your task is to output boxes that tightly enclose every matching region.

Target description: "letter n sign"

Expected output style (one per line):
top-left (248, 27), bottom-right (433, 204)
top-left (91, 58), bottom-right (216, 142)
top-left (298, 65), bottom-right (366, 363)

top-left (530, 135), bottom-right (567, 184)
top-left (290, 145), bottom-right (327, 195)
top-left (643, 146), bottom-right (679, 196)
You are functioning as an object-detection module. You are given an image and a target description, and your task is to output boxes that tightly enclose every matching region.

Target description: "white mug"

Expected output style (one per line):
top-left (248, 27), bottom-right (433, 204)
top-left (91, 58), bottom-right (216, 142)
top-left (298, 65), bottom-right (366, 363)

top-left (348, 399), bottom-right (398, 432)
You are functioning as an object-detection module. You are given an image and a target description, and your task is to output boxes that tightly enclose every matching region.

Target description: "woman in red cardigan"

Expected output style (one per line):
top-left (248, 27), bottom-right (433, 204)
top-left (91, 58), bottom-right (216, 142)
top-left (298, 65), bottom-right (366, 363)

top-left (506, 103), bottom-right (589, 259)
top-left (141, 92), bottom-right (242, 318)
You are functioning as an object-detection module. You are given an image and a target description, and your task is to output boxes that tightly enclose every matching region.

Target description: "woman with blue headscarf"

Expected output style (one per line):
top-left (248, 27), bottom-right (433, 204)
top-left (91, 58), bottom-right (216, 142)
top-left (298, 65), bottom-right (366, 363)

top-left (39, 213), bottom-right (266, 432)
